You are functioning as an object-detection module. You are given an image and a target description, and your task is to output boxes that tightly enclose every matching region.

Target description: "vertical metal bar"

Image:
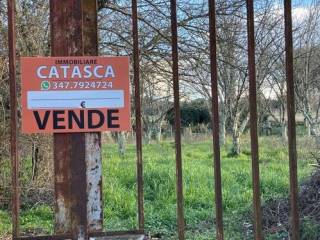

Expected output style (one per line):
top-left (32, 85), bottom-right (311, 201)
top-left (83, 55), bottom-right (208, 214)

top-left (131, 0), bottom-right (145, 231)
top-left (7, 0), bottom-right (19, 238)
top-left (82, 0), bottom-right (104, 232)
top-left (50, 1), bottom-right (88, 239)
top-left (170, 1), bottom-right (185, 239)
top-left (284, 1), bottom-right (299, 239)
top-left (208, 1), bottom-right (224, 239)
top-left (246, 1), bottom-right (263, 239)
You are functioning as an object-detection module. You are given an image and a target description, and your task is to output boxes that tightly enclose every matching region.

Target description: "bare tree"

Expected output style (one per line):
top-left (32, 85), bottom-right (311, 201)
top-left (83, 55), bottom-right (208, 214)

top-left (184, 0), bottom-right (285, 155)
top-left (293, 1), bottom-right (320, 141)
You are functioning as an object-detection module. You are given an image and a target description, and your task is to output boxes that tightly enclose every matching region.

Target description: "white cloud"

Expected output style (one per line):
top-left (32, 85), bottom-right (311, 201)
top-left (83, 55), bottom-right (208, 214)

top-left (292, 7), bottom-right (309, 21)
top-left (270, 3), bottom-right (309, 23)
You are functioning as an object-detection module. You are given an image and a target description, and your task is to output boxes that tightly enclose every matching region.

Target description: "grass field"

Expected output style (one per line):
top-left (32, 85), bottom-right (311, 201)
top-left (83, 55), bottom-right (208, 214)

top-left (0, 136), bottom-right (317, 239)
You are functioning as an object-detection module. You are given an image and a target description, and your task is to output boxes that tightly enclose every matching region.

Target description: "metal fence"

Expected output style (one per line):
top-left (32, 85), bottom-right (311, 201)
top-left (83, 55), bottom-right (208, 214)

top-left (7, 0), bottom-right (299, 239)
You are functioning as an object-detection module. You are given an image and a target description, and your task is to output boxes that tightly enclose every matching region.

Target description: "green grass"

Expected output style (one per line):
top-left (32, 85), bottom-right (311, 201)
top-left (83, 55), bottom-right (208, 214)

top-left (0, 210), bottom-right (11, 235)
top-left (0, 136), bottom-right (316, 239)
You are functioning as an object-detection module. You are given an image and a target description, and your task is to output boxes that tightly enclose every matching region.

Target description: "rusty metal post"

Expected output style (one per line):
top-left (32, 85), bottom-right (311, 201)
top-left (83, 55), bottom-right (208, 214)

top-left (50, 1), bottom-right (102, 239)
top-left (131, 0), bottom-right (145, 231)
top-left (7, 0), bottom-right (19, 238)
top-left (170, 1), bottom-right (185, 239)
top-left (284, 0), bottom-right (299, 239)
top-left (82, 0), bottom-right (103, 232)
top-left (50, 2), bottom-right (79, 233)
top-left (208, 0), bottom-right (224, 239)
top-left (246, 1), bottom-right (263, 239)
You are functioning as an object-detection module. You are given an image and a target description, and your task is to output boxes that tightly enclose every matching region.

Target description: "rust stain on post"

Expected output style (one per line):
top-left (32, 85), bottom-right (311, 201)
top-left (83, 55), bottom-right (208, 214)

top-left (53, 135), bottom-right (72, 233)
top-left (83, 0), bottom-right (98, 56)
top-left (82, 0), bottom-right (103, 232)
top-left (8, 0), bottom-right (19, 238)
top-left (208, 0), bottom-right (224, 239)
top-left (246, 0), bottom-right (263, 239)
top-left (70, 133), bottom-right (88, 240)
top-left (284, 0), bottom-right (299, 239)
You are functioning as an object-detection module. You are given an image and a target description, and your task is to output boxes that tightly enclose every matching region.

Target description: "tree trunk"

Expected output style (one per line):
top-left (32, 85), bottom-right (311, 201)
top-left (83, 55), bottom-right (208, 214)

top-left (281, 122), bottom-right (288, 141)
top-left (310, 123), bottom-right (319, 136)
top-left (31, 142), bottom-right (39, 181)
top-left (231, 117), bottom-right (241, 156)
top-left (117, 132), bottom-right (126, 156)
top-left (305, 118), bottom-right (311, 137)
top-left (232, 132), bottom-right (241, 156)
top-left (219, 112), bottom-right (226, 146)
top-left (145, 120), bottom-right (163, 143)
top-left (156, 127), bottom-right (162, 142)
top-left (144, 127), bottom-right (152, 144)
top-left (230, 114), bottom-right (249, 156)
top-left (303, 113), bottom-right (320, 146)
top-left (155, 122), bottom-right (162, 142)
top-left (311, 123), bottom-right (320, 148)
top-left (111, 132), bottom-right (126, 156)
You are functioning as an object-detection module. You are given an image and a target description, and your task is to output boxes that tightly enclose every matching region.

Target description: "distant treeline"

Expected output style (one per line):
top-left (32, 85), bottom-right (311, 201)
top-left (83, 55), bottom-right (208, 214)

top-left (166, 99), bottom-right (210, 127)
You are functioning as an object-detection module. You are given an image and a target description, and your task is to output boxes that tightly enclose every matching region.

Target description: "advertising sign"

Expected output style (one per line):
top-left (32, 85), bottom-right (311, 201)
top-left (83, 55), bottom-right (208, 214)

top-left (21, 56), bottom-right (131, 133)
